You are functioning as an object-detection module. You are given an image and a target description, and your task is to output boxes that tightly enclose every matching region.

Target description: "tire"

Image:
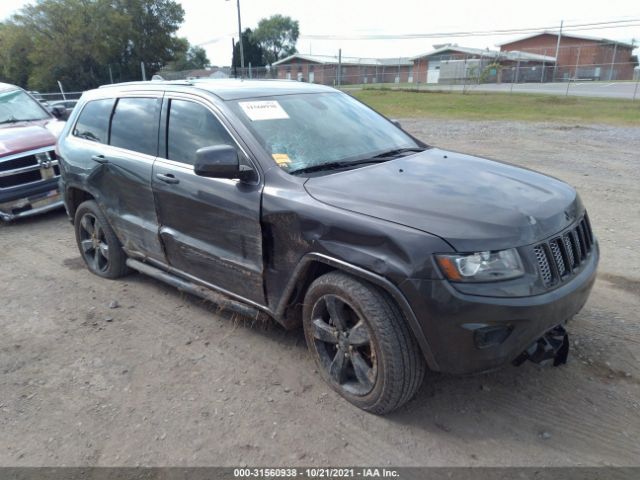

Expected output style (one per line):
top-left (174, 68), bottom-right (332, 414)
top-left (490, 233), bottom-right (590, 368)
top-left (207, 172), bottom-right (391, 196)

top-left (302, 271), bottom-right (425, 414)
top-left (74, 200), bottom-right (129, 279)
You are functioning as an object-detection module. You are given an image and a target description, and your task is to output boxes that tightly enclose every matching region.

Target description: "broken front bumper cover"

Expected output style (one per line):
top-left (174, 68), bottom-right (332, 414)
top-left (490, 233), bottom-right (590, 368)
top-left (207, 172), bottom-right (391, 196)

top-left (0, 187), bottom-right (63, 221)
top-left (512, 325), bottom-right (570, 367)
top-left (399, 242), bottom-right (597, 374)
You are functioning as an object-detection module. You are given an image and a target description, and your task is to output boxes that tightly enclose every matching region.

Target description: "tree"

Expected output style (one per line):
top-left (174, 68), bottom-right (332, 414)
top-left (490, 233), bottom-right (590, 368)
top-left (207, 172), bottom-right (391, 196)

top-left (186, 46), bottom-right (209, 69)
top-left (253, 14), bottom-right (299, 65)
top-left (9, 0), bottom-right (130, 90)
top-left (232, 28), bottom-right (264, 68)
top-left (169, 41), bottom-right (209, 71)
top-left (114, 0), bottom-right (185, 80)
top-left (0, 0), bottom-right (186, 91)
top-left (0, 22), bottom-right (34, 87)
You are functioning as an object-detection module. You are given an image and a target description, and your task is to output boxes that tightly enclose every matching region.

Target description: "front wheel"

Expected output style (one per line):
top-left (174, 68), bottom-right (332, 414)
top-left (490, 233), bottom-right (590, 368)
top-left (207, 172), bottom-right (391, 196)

top-left (302, 272), bottom-right (425, 414)
top-left (74, 200), bottom-right (129, 279)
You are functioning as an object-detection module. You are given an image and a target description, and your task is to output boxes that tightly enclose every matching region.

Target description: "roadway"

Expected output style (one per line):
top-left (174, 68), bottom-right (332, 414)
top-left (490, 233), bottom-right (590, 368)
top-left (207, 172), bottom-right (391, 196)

top-left (347, 80), bottom-right (640, 100)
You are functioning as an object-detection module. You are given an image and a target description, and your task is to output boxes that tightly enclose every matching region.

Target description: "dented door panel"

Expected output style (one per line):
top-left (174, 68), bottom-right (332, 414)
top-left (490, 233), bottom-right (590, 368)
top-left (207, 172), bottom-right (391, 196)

top-left (93, 146), bottom-right (164, 260)
top-left (152, 159), bottom-right (265, 304)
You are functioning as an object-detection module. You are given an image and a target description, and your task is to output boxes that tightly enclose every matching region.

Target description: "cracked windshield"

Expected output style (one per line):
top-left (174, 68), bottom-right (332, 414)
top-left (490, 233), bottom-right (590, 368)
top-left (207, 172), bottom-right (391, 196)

top-left (231, 92), bottom-right (420, 174)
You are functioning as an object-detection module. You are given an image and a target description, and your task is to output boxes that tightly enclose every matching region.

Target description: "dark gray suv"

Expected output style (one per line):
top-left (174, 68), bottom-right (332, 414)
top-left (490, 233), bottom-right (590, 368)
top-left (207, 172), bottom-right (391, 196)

top-left (57, 79), bottom-right (598, 414)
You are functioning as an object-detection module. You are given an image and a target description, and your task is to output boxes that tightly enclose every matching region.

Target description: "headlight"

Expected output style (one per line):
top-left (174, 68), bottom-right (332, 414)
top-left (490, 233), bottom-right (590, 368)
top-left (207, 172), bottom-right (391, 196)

top-left (435, 249), bottom-right (524, 282)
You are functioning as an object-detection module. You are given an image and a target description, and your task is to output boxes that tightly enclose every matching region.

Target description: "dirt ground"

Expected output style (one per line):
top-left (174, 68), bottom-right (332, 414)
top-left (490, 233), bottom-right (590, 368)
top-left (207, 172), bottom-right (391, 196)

top-left (1, 119), bottom-right (639, 467)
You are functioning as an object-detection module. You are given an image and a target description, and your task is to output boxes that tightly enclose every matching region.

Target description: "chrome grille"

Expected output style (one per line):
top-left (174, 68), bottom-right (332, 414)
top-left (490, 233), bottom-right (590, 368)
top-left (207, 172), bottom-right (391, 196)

top-left (563, 234), bottom-right (575, 267)
top-left (550, 240), bottom-right (567, 276)
top-left (533, 213), bottom-right (594, 288)
top-left (534, 245), bottom-right (553, 286)
top-left (0, 149), bottom-right (58, 189)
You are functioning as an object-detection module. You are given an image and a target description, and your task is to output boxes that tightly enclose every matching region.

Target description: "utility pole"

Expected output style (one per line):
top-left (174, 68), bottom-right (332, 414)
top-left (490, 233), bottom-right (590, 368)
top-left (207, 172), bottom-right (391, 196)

top-left (236, 0), bottom-right (244, 74)
top-left (553, 20), bottom-right (563, 82)
top-left (566, 46), bottom-right (581, 96)
top-left (609, 42), bottom-right (618, 81)
top-left (141, 62), bottom-right (147, 81)
top-left (634, 39), bottom-right (639, 101)
top-left (337, 49), bottom-right (342, 86)
top-left (227, 0), bottom-right (244, 76)
top-left (231, 37), bottom-right (236, 77)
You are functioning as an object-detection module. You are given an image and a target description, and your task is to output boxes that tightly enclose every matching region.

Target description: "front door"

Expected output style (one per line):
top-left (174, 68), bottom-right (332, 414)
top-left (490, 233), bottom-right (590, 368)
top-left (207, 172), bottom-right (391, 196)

top-left (152, 95), bottom-right (265, 305)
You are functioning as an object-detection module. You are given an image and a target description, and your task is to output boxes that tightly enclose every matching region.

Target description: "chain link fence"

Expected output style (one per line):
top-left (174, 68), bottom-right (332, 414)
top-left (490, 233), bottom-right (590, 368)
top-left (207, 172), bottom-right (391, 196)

top-left (41, 41), bottom-right (640, 100)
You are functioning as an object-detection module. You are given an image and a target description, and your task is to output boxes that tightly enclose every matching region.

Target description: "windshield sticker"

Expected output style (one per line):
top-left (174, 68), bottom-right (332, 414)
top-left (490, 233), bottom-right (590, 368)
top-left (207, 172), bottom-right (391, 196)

top-left (239, 100), bottom-right (289, 121)
top-left (272, 153), bottom-right (291, 167)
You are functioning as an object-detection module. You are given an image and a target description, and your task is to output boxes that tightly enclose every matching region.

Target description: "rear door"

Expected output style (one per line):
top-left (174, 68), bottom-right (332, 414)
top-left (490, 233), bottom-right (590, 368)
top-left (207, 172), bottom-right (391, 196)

top-left (73, 93), bottom-right (165, 261)
top-left (151, 93), bottom-right (265, 305)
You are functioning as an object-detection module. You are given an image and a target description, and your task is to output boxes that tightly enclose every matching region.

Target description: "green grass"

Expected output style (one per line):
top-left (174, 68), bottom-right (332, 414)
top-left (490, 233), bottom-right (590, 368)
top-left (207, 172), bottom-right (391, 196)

top-left (351, 89), bottom-right (640, 125)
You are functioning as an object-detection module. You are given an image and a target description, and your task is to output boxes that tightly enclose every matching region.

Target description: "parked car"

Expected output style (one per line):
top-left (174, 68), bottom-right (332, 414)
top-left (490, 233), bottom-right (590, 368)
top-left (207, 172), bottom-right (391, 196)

top-left (0, 82), bottom-right (66, 221)
top-left (49, 99), bottom-right (78, 120)
top-left (57, 80), bottom-right (598, 413)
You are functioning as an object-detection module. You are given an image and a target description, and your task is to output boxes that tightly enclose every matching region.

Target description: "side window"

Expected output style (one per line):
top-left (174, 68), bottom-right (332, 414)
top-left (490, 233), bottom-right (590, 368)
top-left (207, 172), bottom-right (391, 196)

top-left (167, 99), bottom-right (235, 165)
top-left (72, 99), bottom-right (114, 143)
top-left (110, 97), bottom-right (160, 156)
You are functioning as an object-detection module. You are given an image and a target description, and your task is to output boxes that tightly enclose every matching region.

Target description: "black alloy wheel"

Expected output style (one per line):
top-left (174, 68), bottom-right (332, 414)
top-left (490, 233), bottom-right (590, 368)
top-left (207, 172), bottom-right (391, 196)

top-left (310, 294), bottom-right (377, 396)
top-left (303, 272), bottom-right (425, 414)
top-left (78, 212), bottom-right (110, 274)
top-left (74, 200), bottom-right (129, 279)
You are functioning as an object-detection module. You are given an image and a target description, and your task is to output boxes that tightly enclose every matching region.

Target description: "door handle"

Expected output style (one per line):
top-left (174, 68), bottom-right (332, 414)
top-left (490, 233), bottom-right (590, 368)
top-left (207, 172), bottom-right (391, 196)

top-left (91, 154), bottom-right (109, 164)
top-left (156, 173), bottom-right (180, 185)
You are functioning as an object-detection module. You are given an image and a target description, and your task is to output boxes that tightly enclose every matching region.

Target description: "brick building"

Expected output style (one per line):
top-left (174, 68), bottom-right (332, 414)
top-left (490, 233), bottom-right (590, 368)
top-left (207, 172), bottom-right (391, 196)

top-left (498, 32), bottom-right (637, 81)
top-left (272, 54), bottom-right (413, 85)
top-left (412, 45), bottom-right (555, 84)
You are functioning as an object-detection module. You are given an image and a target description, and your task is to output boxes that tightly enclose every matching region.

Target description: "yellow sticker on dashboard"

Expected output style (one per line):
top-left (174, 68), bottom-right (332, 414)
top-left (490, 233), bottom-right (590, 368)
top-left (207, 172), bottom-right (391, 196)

top-left (272, 153), bottom-right (291, 166)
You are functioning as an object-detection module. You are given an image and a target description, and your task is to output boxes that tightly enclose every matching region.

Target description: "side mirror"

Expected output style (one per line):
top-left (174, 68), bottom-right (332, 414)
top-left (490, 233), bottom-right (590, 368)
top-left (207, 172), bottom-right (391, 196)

top-left (390, 119), bottom-right (402, 128)
top-left (194, 144), bottom-right (240, 178)
top-left (51, 106), bottom-right (66, 119)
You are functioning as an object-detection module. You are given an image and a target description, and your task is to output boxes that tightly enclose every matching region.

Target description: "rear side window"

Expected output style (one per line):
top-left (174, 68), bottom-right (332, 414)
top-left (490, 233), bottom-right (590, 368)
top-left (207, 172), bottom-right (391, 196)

top-left (167, 99), bottom-right (235, 165)
top-left (73, 99), bottom-right (114, 143)
top-left (110, 97), bottom-right (160, 156)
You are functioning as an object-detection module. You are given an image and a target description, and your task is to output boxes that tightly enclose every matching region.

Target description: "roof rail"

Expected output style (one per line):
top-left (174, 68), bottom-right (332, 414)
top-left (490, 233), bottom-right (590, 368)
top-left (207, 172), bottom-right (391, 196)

top-left (98, 80), bottom-right (193, 89)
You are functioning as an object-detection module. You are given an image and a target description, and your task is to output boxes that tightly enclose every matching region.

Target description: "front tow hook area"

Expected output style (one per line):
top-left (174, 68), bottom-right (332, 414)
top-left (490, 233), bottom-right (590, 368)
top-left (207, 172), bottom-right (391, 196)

top-left (513, 325), bottom-right (569, 367)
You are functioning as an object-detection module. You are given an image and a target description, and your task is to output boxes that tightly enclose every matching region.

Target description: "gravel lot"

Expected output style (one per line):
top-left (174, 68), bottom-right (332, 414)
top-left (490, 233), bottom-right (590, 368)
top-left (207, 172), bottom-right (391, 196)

top-left (1, 119), bottom-right (639, 467)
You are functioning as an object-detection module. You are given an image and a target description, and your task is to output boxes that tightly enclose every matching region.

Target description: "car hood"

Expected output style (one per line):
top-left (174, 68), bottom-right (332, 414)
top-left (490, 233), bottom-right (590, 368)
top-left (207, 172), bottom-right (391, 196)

top-left (304, 148), bottom-right (582, 252)
top-left (0, 120), bottom-right (63, 158)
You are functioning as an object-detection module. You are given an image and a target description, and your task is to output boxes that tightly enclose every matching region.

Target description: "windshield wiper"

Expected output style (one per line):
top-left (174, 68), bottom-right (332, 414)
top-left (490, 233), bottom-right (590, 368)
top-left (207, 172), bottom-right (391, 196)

top-left (289, 147), bottom-right (428, 176)
top-left (370, 147), bottom-right (426, 159)
top-left (289, 158), bottom-right (391, 176)
top-left (0, 117), bottom-right (44, 124)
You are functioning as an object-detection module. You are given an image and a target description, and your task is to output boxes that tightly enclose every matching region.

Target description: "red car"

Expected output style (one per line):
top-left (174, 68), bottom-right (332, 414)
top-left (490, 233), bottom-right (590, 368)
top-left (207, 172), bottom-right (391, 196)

top-left (0, 82), bottom-right (66, 221)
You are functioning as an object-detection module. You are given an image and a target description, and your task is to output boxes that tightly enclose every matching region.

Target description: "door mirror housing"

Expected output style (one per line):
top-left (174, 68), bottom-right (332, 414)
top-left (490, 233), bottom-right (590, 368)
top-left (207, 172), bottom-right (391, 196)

top-left (390, 118), bottom-right (402, 128)
top-left (50, 106), bottom-right (66, 119)
top-left (194, 145), bottom-right (240, 179)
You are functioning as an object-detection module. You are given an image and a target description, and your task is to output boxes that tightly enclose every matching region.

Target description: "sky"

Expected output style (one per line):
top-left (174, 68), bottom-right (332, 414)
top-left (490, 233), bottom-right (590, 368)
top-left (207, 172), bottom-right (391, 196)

top-left (1, 0), bottom-right (638, 66)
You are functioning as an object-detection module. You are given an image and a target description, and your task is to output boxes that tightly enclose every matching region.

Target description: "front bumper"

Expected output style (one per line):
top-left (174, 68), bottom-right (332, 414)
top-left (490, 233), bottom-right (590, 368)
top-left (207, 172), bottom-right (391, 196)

top-left (0, 178), bottom-right (63, 221)
top-left (401, 242), bottom-right (599, 375)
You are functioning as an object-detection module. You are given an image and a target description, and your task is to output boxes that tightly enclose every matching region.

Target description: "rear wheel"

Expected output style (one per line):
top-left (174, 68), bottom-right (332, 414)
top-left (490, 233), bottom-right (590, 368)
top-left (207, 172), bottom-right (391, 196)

top-left (303, 271), bottom-right (425, 414)
top-left (74, 200), bottom-right (129, 279)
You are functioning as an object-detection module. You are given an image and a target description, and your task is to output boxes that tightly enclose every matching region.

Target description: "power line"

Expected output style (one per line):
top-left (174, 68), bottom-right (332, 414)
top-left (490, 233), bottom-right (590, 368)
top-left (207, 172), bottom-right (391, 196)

top-left (196, 18), bottom-right (640, 47)
top-left (298, 19), bottom-right (640, 40)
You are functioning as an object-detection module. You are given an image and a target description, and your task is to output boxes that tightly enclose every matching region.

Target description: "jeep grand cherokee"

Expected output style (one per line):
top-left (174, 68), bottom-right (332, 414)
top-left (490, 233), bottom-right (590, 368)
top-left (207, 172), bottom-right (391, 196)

top-left (57, 80), bottom-right (598, 414)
